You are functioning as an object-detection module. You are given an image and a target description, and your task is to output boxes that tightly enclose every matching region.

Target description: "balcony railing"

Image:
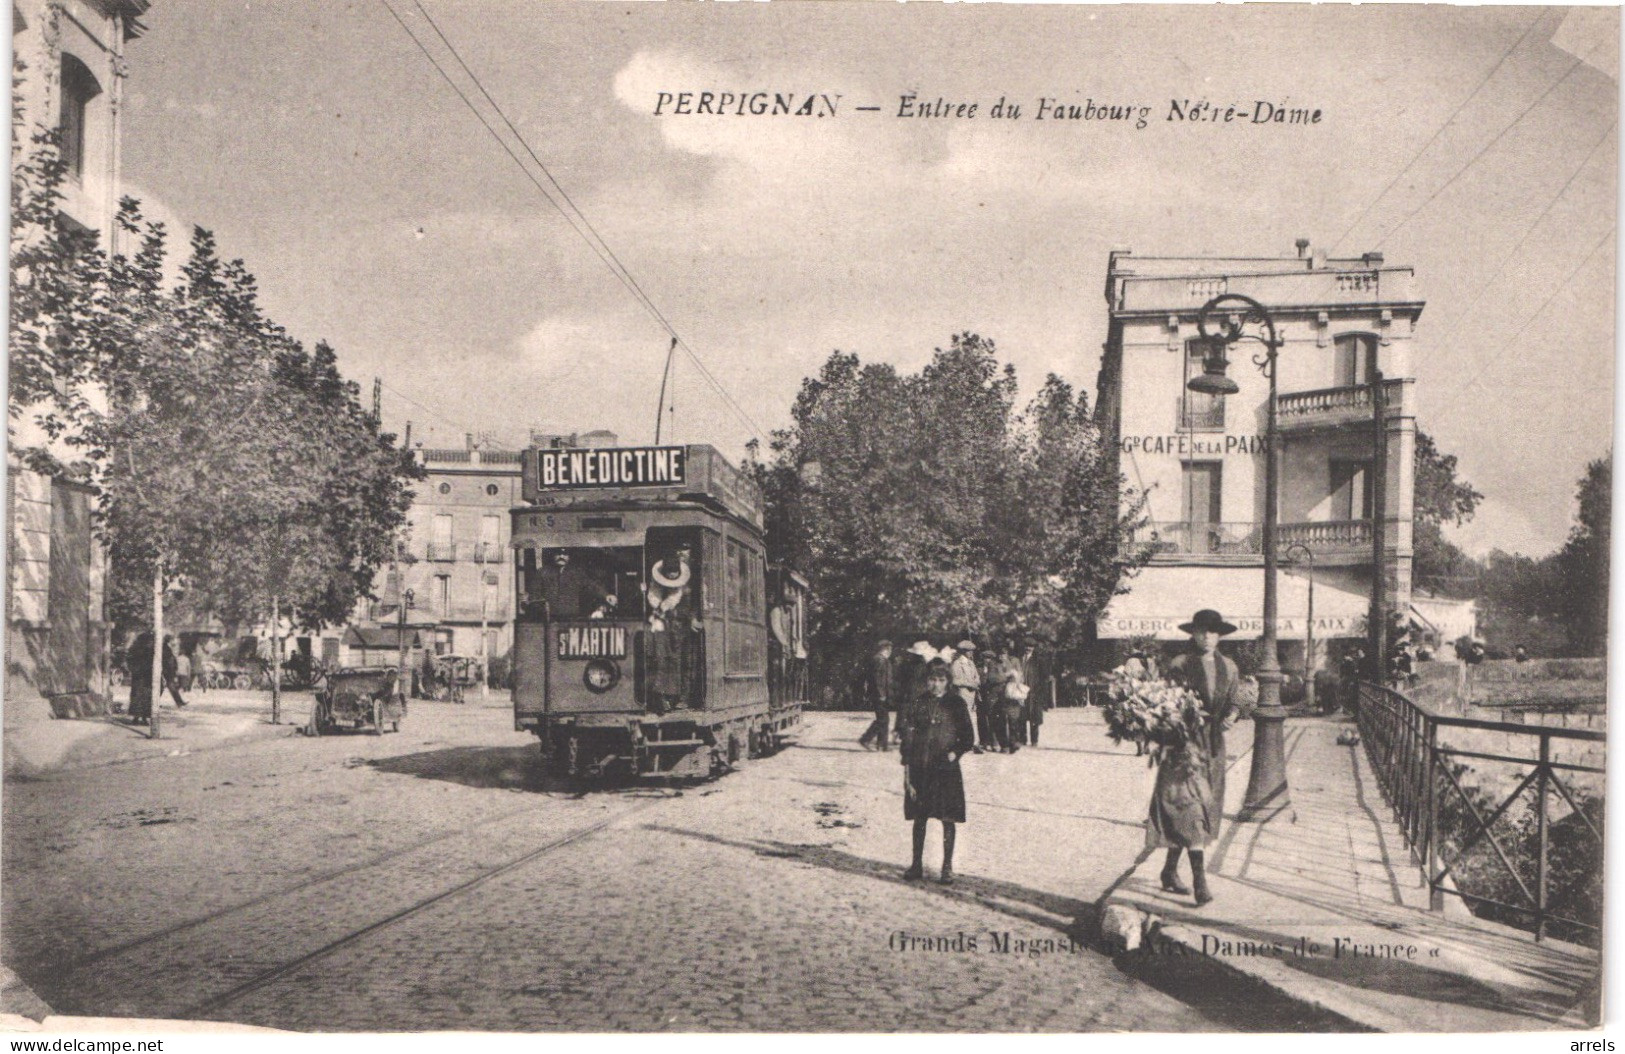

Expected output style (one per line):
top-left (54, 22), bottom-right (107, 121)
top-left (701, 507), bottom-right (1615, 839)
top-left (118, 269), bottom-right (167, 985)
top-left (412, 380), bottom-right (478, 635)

top-left (470, 541), bottom-right (503, 563)
top-left (426, 542), bottom-right (458, 562)
top-left (1134, 519), bottom-right (1372, 557)
top-left (442, 603), bottom-right (509, 622)
top-left (1133, 521), bottom-right (1262, 556)
top-left (1277, 378), bottom-right (1409, 430)
top-left (1277, 519), bottom-right (1371, 550)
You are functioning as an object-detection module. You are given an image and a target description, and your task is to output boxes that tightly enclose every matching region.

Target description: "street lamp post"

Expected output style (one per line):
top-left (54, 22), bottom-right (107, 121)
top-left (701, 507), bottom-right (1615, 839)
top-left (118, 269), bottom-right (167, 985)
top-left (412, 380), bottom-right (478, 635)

top-left (1285, 542), bottom-right (1316, 713)
top-left (1187, 293), bottom-right (1290, 822)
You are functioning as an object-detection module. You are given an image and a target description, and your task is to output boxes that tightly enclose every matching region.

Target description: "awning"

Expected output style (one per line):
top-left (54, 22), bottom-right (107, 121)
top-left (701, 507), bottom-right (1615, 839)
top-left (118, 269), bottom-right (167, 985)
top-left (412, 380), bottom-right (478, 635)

top-left (1098, 565), bottom-right (1370, 640)
top-left (1411, 595), bottom-right (1477, 642)
top-left (344, 626), bottom-right (424, 650)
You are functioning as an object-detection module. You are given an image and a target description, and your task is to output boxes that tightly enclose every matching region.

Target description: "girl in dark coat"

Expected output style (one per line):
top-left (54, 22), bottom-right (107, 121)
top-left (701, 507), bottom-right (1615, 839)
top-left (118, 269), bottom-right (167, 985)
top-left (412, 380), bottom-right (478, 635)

top-left (899, 659), bottom-right (975, 884)
top-left (1148, 609), bottom-right (1240, 906)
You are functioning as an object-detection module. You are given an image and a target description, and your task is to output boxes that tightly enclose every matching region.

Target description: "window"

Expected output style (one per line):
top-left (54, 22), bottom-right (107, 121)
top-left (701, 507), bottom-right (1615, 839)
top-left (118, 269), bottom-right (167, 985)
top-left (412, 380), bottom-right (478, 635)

top-left (438, 482), bottom-right (452, 495)
top-left (480, 514), bottom-right (500, 560)
top-left (58, 55), bottom-right (101, 183)
top-left (522, 546), bottom-right (645, 620)
top-left (1180, 339), bottom-right (1225, 430)
top-left (433, 575), bottom-right (450, 618)
top-left (724, 537), bottom-right (762, 621)
top-left (485, 483), bottom-right (500, 496)
top-left (1330, 460), bottom-right (1373, 521)
top-left (1182, 461), bottom-right (1222, 524)
top-left (1334, 334), bottom-right (1377, 388)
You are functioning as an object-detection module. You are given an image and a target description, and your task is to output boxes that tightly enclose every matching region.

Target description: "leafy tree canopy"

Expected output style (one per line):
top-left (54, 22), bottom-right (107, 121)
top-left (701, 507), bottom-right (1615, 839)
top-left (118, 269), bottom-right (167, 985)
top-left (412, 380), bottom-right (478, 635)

top-left (754, 334), bottom-right (1145, 695)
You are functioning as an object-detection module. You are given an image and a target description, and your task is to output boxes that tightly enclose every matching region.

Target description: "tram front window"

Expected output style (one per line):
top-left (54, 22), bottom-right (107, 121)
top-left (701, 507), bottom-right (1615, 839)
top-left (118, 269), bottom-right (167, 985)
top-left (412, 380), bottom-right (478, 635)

top-left (521, 547), bottom-right (645, 621)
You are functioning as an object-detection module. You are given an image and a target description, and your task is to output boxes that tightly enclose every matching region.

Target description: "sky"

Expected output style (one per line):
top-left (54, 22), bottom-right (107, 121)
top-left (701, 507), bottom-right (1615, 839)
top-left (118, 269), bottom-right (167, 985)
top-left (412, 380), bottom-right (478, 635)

top-left (114, 2), bottom-right (1619, 558)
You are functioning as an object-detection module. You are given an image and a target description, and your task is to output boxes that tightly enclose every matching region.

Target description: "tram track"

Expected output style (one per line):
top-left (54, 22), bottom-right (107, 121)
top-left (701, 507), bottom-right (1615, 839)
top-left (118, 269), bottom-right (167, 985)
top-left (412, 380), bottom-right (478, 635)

top-left (41, 797), bottom-right (555, 978)
top-left (173, 794), bottom-right (672, 1021)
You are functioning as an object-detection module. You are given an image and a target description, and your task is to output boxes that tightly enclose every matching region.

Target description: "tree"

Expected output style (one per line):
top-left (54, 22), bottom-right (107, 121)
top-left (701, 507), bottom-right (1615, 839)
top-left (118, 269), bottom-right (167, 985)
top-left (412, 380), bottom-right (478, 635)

top-left (24, 190), bottom-right (422, 733)
top-left (1412, 430), bottom-right (1484, 594)
top-left (1556, 454), bottom-right (1610, 656)
top-left (756, 335), bottom-right (1144, 700)
top-left (9, 54), bottom-right (106, 477)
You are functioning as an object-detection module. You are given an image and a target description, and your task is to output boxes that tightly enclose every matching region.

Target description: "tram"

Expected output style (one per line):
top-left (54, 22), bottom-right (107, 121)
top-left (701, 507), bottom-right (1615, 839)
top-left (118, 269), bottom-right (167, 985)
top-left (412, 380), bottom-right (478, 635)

top-left (511, 443), bottom-right (806, 779)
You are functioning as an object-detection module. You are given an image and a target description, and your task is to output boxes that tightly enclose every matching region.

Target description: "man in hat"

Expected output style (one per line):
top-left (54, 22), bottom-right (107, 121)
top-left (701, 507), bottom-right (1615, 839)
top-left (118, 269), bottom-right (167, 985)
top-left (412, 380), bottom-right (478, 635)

top-left (893, 640), bottom-right (934, 743)
top-left (949, 640), bottom-right (985, 753)
top-left (1149, 609), bottom-right (1240, 907)
top-left (859, 639), bottom-right (895, 750)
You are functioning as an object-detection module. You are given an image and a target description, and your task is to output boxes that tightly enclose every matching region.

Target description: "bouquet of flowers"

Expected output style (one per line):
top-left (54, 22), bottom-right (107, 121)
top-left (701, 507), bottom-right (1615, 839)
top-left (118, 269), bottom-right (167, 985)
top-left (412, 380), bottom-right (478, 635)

top-left (1101, 671), bottom-right (1209, 761)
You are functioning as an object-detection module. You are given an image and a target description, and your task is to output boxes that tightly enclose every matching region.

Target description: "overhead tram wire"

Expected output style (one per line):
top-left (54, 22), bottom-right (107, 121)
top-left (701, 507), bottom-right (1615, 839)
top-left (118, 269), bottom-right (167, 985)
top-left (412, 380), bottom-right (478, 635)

top-left (379, 380), bottom-right (504, 448)
top-left (1428, 223), bottom-right (1614, 424)
top-left (1329, 9), bottom-right (1549, 255)
top-left (376, 0), bottom-right (654, 324)
top-left (413, 0), bottom-right (769, 441)
top-left (378, 0), bottom-right (766, 442)
top-left (1433, 120), bottom-right (1616, 345)
top-left (1373, 58), bottom-right (1585, 251)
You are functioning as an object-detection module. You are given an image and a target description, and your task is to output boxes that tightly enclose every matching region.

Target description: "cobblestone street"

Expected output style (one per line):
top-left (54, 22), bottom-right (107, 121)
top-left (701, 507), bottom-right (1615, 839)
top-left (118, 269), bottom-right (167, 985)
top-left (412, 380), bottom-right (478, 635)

top-left (4, 702), bottom-right (1231, 1032)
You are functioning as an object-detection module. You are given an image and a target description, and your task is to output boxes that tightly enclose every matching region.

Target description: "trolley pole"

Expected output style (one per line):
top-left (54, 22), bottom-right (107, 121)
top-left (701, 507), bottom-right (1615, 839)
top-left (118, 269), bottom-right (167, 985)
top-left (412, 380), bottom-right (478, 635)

top-left (398, 589), bottom-right (414, 694)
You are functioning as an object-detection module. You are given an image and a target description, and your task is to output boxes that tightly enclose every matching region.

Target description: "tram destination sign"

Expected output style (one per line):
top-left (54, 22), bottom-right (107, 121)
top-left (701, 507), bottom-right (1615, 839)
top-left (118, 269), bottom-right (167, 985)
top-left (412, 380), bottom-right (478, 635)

top-left (557, 624), bottom-right (628, 659)
top-left (532, 446), bottom-right (686, 490)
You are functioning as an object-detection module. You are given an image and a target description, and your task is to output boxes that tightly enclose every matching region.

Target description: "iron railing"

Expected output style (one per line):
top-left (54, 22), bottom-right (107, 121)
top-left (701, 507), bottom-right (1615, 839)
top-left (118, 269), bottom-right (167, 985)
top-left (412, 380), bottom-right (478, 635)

top-left (425, 542), bottom-right (458, 562)
top-left (1133, 521), bottom-right (1262, 555)
top-left (1355, 682), bottom-right (1604, 942)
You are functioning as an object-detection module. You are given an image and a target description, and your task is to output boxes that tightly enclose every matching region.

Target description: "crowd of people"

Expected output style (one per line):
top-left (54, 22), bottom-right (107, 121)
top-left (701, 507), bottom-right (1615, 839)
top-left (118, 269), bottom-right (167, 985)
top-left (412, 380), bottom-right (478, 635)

top-left (862, 612), bottom-right (1239, 906)
top-left (857, 637), bottom-right (1050, 756)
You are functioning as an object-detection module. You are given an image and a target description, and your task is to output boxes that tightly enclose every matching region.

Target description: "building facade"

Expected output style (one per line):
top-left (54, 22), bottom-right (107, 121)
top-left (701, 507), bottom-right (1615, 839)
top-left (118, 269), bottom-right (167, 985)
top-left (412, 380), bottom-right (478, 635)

top-left (1095, 245), bottom-right (1421, 673)
top-left (8, 0), bottom-right (148, 719)
top-left (350, 430), bottom-right (620, 671)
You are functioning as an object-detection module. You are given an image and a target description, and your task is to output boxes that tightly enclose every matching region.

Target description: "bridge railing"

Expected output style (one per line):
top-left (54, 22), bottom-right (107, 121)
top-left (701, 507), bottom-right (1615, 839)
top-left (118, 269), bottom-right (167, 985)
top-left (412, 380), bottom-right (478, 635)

top-left (1355, 682), bottom-right (1604, 943)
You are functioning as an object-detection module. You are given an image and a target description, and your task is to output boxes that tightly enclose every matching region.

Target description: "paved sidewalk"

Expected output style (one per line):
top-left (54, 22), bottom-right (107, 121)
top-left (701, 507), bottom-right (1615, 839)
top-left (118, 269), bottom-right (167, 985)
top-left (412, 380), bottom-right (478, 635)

top-left (3, 689), bottom-right (312, 780)
top-left (1100, 716), bottom-right (1600, 1032)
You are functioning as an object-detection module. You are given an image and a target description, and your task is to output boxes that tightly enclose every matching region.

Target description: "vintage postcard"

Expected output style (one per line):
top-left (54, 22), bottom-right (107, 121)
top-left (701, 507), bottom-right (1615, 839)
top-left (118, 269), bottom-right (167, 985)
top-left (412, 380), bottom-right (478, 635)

top-left (3, 0), bottom-right (1615, 1040)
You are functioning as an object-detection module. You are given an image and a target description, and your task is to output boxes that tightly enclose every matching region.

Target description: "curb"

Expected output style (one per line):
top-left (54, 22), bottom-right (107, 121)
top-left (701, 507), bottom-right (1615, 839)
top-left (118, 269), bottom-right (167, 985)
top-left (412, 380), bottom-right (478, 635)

top-left (4, 717), bottom-right (304, 781)
top-left (1093, 893), bottom-right (1376, 1032)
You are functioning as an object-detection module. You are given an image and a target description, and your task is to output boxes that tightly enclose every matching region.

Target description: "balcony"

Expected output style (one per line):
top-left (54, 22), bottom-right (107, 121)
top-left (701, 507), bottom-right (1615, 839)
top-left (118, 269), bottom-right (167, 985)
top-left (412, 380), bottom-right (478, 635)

top-left (1133, 521), bottom-right (1261, 559)
top-left (470, 541), bottom-right (504, 563)
top-left (426, 542), bottom-right (458, 562)
top-left (438, 603), bottom-right (510, 622)
top-left (1276, 377), bottom-right (1410, 432)
top-left (1133, 519), bottom-right (1373, 562)
top-left (367, 601), bottom-right (511, 623)
top-left (1277, 519), bottom-right (1372, 552)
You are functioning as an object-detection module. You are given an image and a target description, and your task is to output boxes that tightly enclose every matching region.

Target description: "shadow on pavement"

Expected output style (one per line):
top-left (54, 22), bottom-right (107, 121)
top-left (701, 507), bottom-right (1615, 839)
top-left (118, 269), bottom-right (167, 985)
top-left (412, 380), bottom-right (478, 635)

top-left (648, 823), bottom-right (1343, 1032)
top-left (366, 745), bottom-right (568, 793)
top-left (366, 745), bottom-right (689, 799)
top-left (646, 822), bottom-right (1095, 936)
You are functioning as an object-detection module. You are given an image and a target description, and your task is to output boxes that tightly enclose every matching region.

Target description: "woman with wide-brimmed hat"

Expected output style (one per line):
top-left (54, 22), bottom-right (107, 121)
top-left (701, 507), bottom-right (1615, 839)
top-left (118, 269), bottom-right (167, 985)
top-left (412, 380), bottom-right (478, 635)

top-left (1148, 609), bottom-right (1241, 906)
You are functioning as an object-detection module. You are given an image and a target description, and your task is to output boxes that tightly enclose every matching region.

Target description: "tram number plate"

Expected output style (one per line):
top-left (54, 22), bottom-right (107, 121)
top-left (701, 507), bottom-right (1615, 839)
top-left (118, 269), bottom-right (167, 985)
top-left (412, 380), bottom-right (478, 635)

top-left (557, 625), bottom-right (628, 659)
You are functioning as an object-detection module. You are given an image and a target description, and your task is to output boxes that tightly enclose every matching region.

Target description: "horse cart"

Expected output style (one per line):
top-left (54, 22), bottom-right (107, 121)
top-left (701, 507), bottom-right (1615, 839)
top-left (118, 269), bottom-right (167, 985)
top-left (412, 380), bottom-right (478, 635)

top-left (308, 667), bottom-right (406, 736)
